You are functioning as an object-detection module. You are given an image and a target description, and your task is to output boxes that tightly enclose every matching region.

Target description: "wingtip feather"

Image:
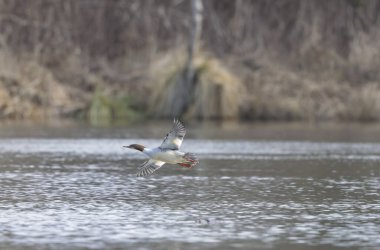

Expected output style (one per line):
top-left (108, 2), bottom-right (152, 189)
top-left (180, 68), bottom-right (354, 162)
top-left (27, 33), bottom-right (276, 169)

top-left (136, 160), bottom-right (164, 177)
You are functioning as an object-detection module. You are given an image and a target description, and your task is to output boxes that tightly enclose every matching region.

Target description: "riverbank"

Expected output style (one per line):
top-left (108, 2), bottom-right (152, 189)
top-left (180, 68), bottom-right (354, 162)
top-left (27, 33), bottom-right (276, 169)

top-left (1, 52), bottom-right (379, 123)
top-left (1, 1), bottom-right (380, 122)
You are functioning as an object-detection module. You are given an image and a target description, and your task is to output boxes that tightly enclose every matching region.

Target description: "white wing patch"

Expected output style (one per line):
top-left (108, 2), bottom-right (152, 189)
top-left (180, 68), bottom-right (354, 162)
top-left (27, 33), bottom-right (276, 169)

top-left (136, 159), bottom-right (165, 177)
top-left (159, 118), bottom-right (186, 150)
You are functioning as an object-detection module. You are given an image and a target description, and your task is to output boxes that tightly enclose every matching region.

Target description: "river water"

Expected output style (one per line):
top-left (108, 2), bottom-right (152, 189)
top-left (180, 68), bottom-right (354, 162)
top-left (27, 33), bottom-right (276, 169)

top-left (0, 122), bottom-right (380, 249)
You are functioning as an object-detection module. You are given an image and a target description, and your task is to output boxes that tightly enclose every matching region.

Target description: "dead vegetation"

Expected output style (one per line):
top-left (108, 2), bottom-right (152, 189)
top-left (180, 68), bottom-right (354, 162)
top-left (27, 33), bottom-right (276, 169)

top-left (0, 0), bottom-right (379, 122)
top-left (238, 61), bottom-right (380, 121)
top-left (0, 55), bottom-right (74, 119)
top-left (148, 50), bottom-right (245, 120)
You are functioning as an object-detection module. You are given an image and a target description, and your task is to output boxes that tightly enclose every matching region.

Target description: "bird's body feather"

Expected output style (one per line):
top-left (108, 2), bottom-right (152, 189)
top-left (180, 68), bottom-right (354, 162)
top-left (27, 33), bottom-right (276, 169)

top-left (144, 147), bottom-right (185, 164)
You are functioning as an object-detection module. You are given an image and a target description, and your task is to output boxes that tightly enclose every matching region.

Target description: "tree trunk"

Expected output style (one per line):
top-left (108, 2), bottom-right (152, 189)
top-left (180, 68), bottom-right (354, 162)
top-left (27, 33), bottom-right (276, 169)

top-left (186, 0), bottom-right (203, 86)
top-left (167, 0), bottom-right (203, 117)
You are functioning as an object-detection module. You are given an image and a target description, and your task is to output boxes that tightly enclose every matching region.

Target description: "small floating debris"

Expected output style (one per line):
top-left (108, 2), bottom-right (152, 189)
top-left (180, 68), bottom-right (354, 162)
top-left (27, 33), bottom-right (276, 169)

top-left (195, 218), bottom-right (213, 225)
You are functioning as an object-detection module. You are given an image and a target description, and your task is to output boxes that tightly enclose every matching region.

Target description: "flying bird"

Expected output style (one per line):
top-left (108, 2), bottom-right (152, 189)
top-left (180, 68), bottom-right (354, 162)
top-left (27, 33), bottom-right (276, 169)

top-left (124, 119), bottom-right (199, 177)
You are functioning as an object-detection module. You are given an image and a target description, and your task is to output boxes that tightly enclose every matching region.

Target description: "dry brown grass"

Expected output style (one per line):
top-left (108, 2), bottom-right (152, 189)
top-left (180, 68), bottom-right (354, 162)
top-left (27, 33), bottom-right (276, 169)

top-left (1, 1), bottom-right (380, 122)
top-left (1, 43), bottom-right (379, 122)
top-left (0, 51), bottom-right (75, 119)
top-left (147, 50), bottom-right (245, 120)
top-left (237, 61), bottom-right (380, 122)
top-left (340, 84), bottom-right (380, 121)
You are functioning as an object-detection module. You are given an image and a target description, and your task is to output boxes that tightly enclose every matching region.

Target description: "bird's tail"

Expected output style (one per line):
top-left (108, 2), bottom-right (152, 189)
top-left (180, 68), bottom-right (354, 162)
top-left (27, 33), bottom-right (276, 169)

top-left (178, 153), bottom-right (199, 168)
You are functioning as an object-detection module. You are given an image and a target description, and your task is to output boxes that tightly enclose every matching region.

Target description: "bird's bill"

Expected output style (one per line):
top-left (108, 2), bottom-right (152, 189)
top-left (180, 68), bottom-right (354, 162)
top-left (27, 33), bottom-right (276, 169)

top-left (123, 145), bottom-right (132, 149)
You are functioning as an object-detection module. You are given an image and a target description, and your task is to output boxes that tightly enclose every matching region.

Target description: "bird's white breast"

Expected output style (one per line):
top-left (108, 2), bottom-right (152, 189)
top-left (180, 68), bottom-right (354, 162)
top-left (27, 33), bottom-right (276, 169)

top-left (143, 148), bottom-right (184, 164)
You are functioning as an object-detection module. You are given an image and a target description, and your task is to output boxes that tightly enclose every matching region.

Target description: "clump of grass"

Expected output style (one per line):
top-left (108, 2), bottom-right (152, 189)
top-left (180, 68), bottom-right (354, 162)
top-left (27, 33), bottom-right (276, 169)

top-left (189, 56), bottom-right (243, 119)
top-left (0, 56), bottom-right (72, 120)
top-left (238, 62), bottom-right (348, 121)
top-left (89, 87), bottom-right (137, 125)
top-left (238, 60), bottom-right (380, 122)
top-left (339, 84), bottom-right (380, 121)
top-left (148, 50), bottom-right (245, 120)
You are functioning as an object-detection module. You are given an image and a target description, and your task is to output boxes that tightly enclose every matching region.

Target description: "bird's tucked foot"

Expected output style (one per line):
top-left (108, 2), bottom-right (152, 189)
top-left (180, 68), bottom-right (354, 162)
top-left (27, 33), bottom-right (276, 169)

top-left (178, 163), bottom-right (193, 168)
top-left (179, 153), bottom-right (199, 168)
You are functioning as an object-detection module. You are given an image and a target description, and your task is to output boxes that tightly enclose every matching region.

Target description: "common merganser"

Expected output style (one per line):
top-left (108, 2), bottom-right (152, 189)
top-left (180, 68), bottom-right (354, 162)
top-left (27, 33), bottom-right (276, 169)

top-left (124, 119), bottom-right (199, 177)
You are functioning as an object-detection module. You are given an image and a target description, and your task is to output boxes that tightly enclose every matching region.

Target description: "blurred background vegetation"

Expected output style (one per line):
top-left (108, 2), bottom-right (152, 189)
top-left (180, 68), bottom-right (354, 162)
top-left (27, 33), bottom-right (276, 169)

top-left (0, 0), bottom-right (380, 123)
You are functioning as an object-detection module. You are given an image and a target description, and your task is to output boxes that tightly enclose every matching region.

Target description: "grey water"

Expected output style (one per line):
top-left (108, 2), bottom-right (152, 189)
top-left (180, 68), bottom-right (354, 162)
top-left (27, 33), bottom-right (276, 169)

top-left (1, 122), bottom-right (380, 250)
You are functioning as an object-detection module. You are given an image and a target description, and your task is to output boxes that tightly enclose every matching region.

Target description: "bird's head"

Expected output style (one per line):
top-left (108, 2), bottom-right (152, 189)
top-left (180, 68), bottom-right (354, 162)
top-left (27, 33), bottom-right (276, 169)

top-left (123, 144), bottom-right (145, 152)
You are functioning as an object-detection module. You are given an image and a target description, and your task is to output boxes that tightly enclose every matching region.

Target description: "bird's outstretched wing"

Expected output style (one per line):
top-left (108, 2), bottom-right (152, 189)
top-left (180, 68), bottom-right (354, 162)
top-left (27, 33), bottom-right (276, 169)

top-left (136, 159), bottom-right (165, 177)
top-left (159, 118), bottom-right (186, 150)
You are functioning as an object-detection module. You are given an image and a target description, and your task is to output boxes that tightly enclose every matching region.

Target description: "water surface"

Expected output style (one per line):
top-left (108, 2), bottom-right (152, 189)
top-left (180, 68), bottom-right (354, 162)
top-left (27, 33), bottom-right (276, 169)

top-left (0, 122), bottom-right (380, 249)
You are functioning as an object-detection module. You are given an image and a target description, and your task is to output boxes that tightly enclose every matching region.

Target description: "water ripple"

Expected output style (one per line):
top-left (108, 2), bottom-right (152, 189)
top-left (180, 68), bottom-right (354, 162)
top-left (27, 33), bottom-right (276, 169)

top-left (1, 140), bottom-right (380, 249)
